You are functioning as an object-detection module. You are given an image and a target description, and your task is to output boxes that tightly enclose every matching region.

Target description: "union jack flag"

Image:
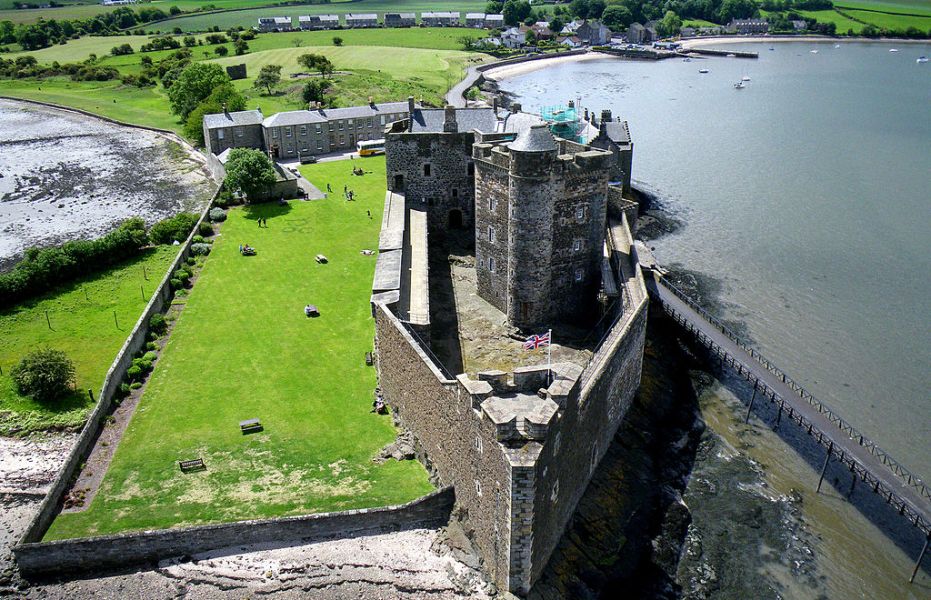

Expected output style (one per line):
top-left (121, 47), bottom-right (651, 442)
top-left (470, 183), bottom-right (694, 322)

top-left (523, 331), bottom-right (551, 350)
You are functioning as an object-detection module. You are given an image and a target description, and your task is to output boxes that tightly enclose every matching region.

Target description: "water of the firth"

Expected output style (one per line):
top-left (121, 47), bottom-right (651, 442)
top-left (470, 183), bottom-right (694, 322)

top-left (503, 41), bottom-right (931, 478)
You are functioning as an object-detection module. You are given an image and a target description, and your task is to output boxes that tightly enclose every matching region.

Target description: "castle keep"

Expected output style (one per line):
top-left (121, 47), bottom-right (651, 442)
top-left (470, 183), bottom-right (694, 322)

top-left (372, 104), bottom-right (647, 594)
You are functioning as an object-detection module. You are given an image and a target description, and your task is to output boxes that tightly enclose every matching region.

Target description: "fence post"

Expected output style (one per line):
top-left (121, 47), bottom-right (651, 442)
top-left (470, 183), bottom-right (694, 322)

top-left (909, 532), bottom-right (930, 584)
top-left (817, 441), bottom-right (833, 493)
top-left (744, 387), bottom-right (757, 424)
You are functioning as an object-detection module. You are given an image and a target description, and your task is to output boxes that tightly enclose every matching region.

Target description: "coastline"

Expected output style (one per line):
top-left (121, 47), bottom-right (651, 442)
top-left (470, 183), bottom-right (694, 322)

top-left (681, 35), bottom-right (931, 49)
top-left (481, 52), bottom-right (608, 81)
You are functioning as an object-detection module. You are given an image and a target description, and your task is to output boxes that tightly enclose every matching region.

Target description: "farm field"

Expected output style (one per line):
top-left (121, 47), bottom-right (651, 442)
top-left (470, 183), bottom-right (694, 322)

top-left (835, 0), bottom-right (931, 15)
top-left (0, 0), bottom-right (316, 24)
top-left (0, 245), bottom-right (178, 435)
top-left (844, 8), bottom-right (931, 30)
top-left (798, 9), bottom-right (868, 32)
top-left (44, 157), bottom-right (434, 540)
top-left (147, 0), bottom-right (487, 32)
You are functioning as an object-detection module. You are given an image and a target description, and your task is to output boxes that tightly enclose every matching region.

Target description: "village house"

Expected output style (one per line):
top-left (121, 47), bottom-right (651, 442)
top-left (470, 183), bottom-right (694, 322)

top-left (485, 13), bottom-right (504, 29)
top-left (791, 19), bottom-right (808, 31)
top-left (421, 11), bottom-right (461, 27)
top-left (680, 26), bottom-right (696, 37)
top-left (728, 18), bottom-right (770, 34)
top-left (299, 14), bottom-right (339, 30)
top-left (202, 108), bottom-right (264, 157)
top-left (557, 35), bottom-right (582, 48)
top-left (258, 16), bottom-right (292, 32)
top-left (466, 13), bottom-right (486, 28)
top-left (626, 22), bottom-right (648, 44)
top-left (385, 12), bottom-right (416, 27)
top-left (530, 21), bottom-right (554, 40)
top-left (576, 20), bottom-right (612, 45)
top-left (345, 13), bottom-right (379, 28)
top-left (501, 26), bottom-right (527, 48)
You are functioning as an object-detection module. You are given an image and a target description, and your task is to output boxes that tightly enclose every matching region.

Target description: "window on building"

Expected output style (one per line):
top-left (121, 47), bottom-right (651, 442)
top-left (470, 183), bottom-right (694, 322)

top-left (347, 119), bottom-right (353, 126)
top-left (217, 129), bottom-right (225, 140)
top-left (316, 142), bottom-right (323, 150)
top-left (339, 121), bottom-right (344, 130)
top-left (475, 480), bottom-right (482, 497)
top-left (488, 256), bottom-right (496, 272)
top-left (367, 118), bottom-right (373, 127)
top-left (272, 129), bottom-right (279, 139)
top-left (380, 115), bottom-right (386, 125)
top-left (575, 267), bottom-right (584, 282)
top-left (488, 197), bottom-right (496, 211)
top-left (423, 164), bottom-right (431, 176)
top-left (475, 436), bottom-right (483, 453)
top-left (301, 142), bottom-right (308, 151)
top-left (576, 205), bottom-right (586, 221)
top-left (328, 123), bottom-right (334, 132)
top-left (452, 189), bottom-right (458, 198)
top-left (287, 143), bottom-right (293, 153)
top-left (234, 127), bottom-right (243, 137)
top-left (573, 239), bottom-right (582, 252)
top-left (487, 226), bottom-right (495, 243)
top-left (286, 127), bottom-right (293, 137)
top-left (300, 126), bottom-right (307, 135)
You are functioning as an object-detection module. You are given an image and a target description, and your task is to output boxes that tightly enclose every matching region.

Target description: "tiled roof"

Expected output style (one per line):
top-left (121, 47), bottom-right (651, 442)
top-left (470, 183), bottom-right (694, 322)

top-left (203, 109), bottom-right (264, 129)
top-left (410, 108), bottom-right (498, 133)
top-left (263, 101), bottom-right (411, 128)
top-left (509, 123), bottom-right (556, 152)
top-left (346, 13), bottom-right (377, 19)
top-left (604, 121), bottom-right (630, 145)
top-left (466, 13), bottom-right (485, 19)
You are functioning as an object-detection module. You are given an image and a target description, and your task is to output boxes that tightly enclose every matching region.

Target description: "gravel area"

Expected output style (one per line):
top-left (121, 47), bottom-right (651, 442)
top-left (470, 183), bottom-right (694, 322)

top-left (0, 99), bottom-right (216, 271)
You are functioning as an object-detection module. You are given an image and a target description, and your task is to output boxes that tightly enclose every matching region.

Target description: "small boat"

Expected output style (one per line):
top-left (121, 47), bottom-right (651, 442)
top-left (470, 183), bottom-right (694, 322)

top-left (889, 48), bottom-right (899, 52)
top-left (810, 49), bottom-right (819, 54)
top-left (699, 68), bottom-right (709, 73)
top-left (918, 56), bottom-right (929, 63)
top-left (734, 81), bottom-right (745, 89)
top-left (834, 44), bottom-right (840, 48)
top-left (683, 57), bottom-right (691, 62)
top-left (769, 47), bottom-right (775, 51)
top-left (726, 53), bottom-right (736, 57)
top-left (741, 76), bottom-right (751, 81)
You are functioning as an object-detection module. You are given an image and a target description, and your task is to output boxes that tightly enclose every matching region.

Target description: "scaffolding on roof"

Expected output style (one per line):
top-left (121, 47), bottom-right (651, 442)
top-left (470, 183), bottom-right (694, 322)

top-left (540, 103), bottom-right (585, 143)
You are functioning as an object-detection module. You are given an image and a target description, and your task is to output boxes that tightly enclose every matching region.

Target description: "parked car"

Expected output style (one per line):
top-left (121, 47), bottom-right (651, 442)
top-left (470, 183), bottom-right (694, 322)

top-left (299, 154), bottom-right (317, 164)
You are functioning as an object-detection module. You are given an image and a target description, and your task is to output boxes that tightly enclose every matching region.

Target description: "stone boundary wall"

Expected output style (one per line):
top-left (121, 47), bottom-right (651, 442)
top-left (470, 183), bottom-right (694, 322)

top-left (15, 191), bottom-right (218, 550)
top-left (14, 487), bottom-right (454, 577)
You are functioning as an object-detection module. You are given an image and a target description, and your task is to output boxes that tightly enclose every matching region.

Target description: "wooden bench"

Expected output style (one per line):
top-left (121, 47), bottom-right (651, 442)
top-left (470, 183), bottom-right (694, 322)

top-left (365, 352), bottom-right (374, 366)
top-left (305, 304), bottom-right (320, 317)
top-left (315, 254), bottom-right (328, 264)
top-left (240, 418), bottom-right (263, 434)
top-left (179, 458), bottom-right (206, 472)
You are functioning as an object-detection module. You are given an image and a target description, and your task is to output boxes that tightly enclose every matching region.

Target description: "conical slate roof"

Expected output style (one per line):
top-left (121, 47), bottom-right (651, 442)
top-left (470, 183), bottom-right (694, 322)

top-left (509, 123), bottom-right (557, 152)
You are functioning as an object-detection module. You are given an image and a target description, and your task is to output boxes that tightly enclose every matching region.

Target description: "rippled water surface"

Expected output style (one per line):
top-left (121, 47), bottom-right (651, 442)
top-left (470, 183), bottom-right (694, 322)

top-left (503, 42), bottom-right (931, 477)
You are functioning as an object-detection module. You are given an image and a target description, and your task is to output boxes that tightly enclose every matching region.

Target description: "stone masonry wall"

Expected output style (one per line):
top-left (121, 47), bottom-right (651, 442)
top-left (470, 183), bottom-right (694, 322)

top-left (473, 152), bottom-right (510, 314)
top-left (385, 131), bottom-right (477, 235)
top-left (374, 304), bottom-right (515, 588)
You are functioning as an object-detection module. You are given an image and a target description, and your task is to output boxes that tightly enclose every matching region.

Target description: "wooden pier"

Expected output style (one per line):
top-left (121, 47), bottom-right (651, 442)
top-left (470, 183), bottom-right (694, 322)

top-left (645, 274), bottom-right (931, 579)
top-left (687, 48), bottom-right (759, 59)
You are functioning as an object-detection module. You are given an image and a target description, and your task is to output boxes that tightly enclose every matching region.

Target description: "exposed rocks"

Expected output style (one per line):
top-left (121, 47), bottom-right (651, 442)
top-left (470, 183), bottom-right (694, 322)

top-left (375, 429), bottom-right (417, 463)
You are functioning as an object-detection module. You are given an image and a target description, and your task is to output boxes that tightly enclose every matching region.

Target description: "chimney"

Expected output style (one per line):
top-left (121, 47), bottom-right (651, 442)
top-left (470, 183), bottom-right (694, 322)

top-left (408, 95), bottom-right (415, 115)
top-left (369, 96), bottom-right (375, 108)
top-left (568, 99), bottom-right (575, 108)
top-left (601, 109), bottom-right (612, 123)
top-left (583, 108), bottom-right (589, 121)
top-left (443, 105), bottom-right (458, 133)
top-left (511, 102), bottom-right (521, 114)
top-left (222, 103), bottom-right (229, 116)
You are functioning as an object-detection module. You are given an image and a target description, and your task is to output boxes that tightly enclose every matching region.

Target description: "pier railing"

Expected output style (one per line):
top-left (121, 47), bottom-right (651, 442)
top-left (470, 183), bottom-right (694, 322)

top-left (656, 278), bottom-right (930, 506)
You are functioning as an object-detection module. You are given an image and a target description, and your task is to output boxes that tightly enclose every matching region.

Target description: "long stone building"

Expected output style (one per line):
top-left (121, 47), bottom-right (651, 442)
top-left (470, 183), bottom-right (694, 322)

top-left (372, 104), bottom-right (646, 595)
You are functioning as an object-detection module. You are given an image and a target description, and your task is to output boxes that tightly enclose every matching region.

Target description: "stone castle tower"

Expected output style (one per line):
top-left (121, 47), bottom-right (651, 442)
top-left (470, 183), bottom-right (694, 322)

top-left (472, 124), bottom-right (613, 330)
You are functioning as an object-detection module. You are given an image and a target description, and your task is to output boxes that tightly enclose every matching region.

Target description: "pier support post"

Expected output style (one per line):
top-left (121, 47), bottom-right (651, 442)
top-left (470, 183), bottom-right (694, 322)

top-left (910, 532), bottom-right (930, 584)
top-left (774, 405), bottom-right (783, 430)
top-left (817, 441), bottom-right (833, 493)
top-left (744, 387), bottom-right (757, 424)
top-left (847, 473), bottom-right (857, 497)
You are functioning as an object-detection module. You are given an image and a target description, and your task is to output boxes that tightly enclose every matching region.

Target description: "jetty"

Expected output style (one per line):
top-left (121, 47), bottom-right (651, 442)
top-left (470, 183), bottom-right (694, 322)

top-left (644, 273), bottom-right (931, 581)
top-left (686, 48), bottom-right (758, 59)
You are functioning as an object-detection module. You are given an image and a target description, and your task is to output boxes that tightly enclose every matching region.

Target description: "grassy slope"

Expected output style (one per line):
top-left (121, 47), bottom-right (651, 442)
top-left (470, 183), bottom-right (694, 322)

top-left (0, 246), bottom-right (178, 435)
top-left (45, 157), bottom-right (433, 540)
top-left (148, 0), bottom-right (486, 32)
top-left (835, 0), bottom-right (931, 15)
top-left (844, 8), bottom-right (931, 30)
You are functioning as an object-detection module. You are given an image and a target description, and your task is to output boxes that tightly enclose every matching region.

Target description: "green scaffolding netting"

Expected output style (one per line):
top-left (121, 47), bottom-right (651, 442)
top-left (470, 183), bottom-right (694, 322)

top-left (540, 105), bottom-right (584, 143)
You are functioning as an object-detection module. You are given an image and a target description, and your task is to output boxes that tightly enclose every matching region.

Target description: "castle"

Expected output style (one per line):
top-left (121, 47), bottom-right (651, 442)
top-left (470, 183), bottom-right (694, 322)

top-left (374, 103), bottom-right (647, 594)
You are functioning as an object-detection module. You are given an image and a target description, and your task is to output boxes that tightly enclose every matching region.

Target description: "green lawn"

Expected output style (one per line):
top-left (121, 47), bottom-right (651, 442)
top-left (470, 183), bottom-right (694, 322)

top-left (147, 0), bottom-right (486, 32)
top-left (0, 246), bottom-right (178, 435)
top-left (844, 8), bottom-right (931, 30)
top-left (835, 0), bottom-right (931, 16)
top-left (45, 157), bottom-right (433, 540)
top-left (798, 9), bottom-right (869, 33)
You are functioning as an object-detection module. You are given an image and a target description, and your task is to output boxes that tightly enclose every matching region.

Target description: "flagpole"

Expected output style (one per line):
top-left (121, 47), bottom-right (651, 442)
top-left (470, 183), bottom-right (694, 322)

top-left (547, 328), bottom-right (552, 385)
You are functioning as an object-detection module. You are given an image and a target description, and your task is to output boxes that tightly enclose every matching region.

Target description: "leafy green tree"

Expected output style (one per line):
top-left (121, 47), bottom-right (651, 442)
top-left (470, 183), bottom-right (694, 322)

top-left (601, 5), bottom-right (633, 30)
top-left (224, 148), bottom-right (277, 201)
top-left (486, 1), bottom-right (504, 13)
top-left (332, 36), bottom-right (343, 46)
top-left (184, 82), bottom-right (246, 145)
top-left (503, 0), bottom-right (531, 26)
top-left (12, 349), bottom-right (75, 403)
top-left (234, 38), bottom-right (248, 55)
top-left (657, 10), bottom-right (682, 37)
top-left (588, 0), bottom-right (607, 19)
top-left (214, 45), bottom-right (228, 56)
top-left (301, 79), bottom-right (329, 105)
top-left (168, 62), bottom-right (229, 119)
top-left (718, 0), bottom-right (757, 23)
top-left (253, 64), bottom-right (282, 95)
top-left (297, 53), bottom-right (333, 78)
top-left (571, 0), bottom-right (590, 19)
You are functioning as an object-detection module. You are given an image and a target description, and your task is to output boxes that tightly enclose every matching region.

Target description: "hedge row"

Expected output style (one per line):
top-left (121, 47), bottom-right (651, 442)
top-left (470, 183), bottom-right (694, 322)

top-left (0, 213), bottom-right (198, 308)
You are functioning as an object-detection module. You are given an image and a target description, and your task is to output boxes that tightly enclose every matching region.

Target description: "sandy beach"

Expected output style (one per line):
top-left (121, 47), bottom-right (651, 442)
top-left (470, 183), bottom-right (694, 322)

top-left (482, 52), bottom-right (609, 81)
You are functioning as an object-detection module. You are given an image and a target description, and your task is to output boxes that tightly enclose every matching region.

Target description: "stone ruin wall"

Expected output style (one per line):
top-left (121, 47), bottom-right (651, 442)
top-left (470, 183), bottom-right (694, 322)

top-left (385, 126), bottom-right (477, 234)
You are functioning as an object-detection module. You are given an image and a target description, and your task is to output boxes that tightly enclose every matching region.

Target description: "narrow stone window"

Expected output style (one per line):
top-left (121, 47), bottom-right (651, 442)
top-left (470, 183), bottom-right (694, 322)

top-left (300, 125), bottom-right (307, 136)
top-left (452, 189), bottom-right (458, 198)
top-left (475, 480), bottom-right (482, 496)
top-left (468, 162), bottom-right (475, 176)
top-left (285, 127), bottom-right (293, 138)
top-left (488, 197), bottom-right (496, 211)
top-left (235, 127), bottom-right (243, 137)
top-left (487, 226), bottom-right (495, 243)
top-left (475, 436), bottom-right (483, 453)
top-left (423, 164), bottom-right (431, 176)
top-left (573, 239), bottom-right (582, 252)
top-left (488, 256), bottom-right (496, 273)
top-left (576, 205), bottom-right (586, 221)
top-left (575, 268), bottom-right (584, 282)
top-left (272, 129), bottom-right (279, 139)
top-left (217, 129), bottom-right (225, 140)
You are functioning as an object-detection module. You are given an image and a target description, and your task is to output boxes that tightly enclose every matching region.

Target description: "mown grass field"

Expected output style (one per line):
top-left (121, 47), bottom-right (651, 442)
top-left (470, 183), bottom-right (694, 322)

top-left (0, 0), bottom-right (325, 24)
top-left (843, 8), bottom-right (931, 30)
top-left (0, 246), bottom-right (178, 435)
top-left (836, 0), bottom-right (931, 15)
top-left (45, 157), bottom-right (434, 540)
top-left (148, 0), bottom-right (486, 32)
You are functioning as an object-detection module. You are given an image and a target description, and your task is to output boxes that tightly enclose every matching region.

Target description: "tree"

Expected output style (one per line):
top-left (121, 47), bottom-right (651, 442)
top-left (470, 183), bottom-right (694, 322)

top-left (234, 38), bottom-right (248, 55)
top-left (588, 0), bottom-right (607, 19)
top-left (169, 5), bottom-right (181, 15)
top-left (571, 0), bottom-right (589, 19)
top-left (214, 45), bottom-right (228, 56)
top-left (184, 82), bottom-right (245, 145)
top-left (718, 0), bottom-right (757, 23)
top-left (486, 1), bottom-right (503, 13)
top-left (224, 148), bottom-right (277, 201)
top-left (601, 5), bottom-right (633, 30)
top-left (253, 64), bottom-right (282, 95)
top-left (657, 10), bottom-right (682, 37)
top-left (12, 348), bottom-right (75, 404)
top-left (332, 36), bottom-right (343, 46)
top-left (297, 53), bottom-right (333, 78)
top-left (183, 35), bottom-right (196, 47)
top-left (168, 62), bottom-right (229, 119)
top-left (549, 16), bottom-right (565, 34)
top-left (503, 0), bottom-right (531, 26)
top-left (301, 79), bottom-right (329, 105)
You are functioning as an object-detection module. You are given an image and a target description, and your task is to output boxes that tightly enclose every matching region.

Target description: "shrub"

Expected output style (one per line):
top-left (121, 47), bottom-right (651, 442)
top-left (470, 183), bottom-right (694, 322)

top-left (173, 269), bottom-right (190, 282)
top-left (149, 313), bottom-right (168, 336)
top-left (126, 365), bottom-right (143, 381)
top-left (130, 382), bottom-right (143, 390)
top-left (169, 277), bottom-right (183, 290)
top-left (131, 357), bottom-right (153, 372)
top-left (142, 351), bottom-right (157, 362)
top-left (198, 222), bottom-right (214, 236)
top-left (149, 213), bottom-right (198, 244)
top-left (118, 382), bottom-right (131, 397)
top-left (0, 219), bottom-right (148, 308)
top-left (185, 256), bottom-right (196, 266)
top-left (191, 243), bottom-right (211, 256)
top-left (12, 349), bottom-right (76, 403)
top-left (146, 341), bottom-right (159, 351)
top-left (192, 235), bottom-right (205, 244)
top-left (209, 207), bottom-right (227, 222)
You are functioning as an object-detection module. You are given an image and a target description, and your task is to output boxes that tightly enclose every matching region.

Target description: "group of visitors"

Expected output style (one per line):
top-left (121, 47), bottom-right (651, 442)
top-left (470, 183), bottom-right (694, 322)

top-left (239, 244), bottom-right (255, 256)
top-left (257, 217), bottom-right (268, 228)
